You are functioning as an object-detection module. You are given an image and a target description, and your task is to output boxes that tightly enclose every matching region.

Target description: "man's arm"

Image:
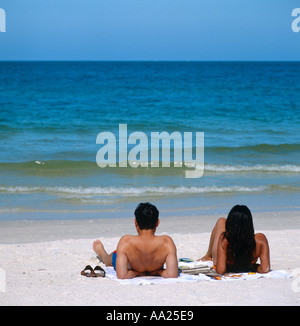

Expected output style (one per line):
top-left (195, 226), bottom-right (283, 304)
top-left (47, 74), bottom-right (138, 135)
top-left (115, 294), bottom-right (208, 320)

top-left (115, 236), bottom-right (137, 279)
top-left (159, 236), bottom-right (178, 278)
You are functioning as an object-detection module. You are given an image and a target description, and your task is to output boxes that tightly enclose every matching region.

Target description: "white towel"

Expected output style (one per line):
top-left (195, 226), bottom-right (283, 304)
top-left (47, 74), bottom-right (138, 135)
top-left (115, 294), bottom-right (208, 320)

top-left (104, 267), bottom-right (204, 285)
top-left (179, 260), bottom-right (213, 269)
top-left (103, 263), bottom-right (293, 285)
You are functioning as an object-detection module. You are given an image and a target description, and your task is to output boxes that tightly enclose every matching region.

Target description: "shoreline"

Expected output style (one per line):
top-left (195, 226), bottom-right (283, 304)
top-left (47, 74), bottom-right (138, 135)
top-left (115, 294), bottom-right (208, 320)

top-left (0, 210), bottom-right (299, 245)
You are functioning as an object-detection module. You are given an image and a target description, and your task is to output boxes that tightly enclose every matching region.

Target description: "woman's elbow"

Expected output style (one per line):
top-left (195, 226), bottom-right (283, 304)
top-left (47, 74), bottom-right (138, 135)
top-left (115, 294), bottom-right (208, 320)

top-left (216, 265), bottom-right (226, 275)
top-left (257, 265), bottom-right (270, 274)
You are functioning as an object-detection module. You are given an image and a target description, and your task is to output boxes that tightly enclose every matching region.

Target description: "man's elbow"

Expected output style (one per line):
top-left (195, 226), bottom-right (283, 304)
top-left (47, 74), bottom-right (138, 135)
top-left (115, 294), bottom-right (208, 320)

top-left (116, 271), bottom-right (128, 279)
top-left (164, 269), bottom-right (178, 278)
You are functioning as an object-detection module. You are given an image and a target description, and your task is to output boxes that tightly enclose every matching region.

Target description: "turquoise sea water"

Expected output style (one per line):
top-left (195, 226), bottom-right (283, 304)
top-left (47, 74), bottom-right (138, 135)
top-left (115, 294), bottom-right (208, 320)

top-left (0, 61), bottom-right (300, 220)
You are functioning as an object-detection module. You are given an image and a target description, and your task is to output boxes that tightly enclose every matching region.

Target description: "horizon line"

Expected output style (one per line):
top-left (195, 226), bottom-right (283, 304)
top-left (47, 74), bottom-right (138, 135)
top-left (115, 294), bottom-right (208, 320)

top-left (0, 59), bottom-right (300, 62)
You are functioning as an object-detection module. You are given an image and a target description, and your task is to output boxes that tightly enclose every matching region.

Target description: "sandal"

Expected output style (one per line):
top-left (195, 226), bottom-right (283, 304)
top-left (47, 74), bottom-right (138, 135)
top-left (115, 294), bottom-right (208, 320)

top-left (94, 265), bottom-right (106, 277)
top-left (81, 265), bottom-right (95, 277)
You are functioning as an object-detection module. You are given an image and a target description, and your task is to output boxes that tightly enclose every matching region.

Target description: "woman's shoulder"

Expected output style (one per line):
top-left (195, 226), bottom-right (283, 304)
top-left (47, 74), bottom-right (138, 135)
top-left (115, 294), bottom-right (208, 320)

top-left (254, 233), bottom-right (269, 246)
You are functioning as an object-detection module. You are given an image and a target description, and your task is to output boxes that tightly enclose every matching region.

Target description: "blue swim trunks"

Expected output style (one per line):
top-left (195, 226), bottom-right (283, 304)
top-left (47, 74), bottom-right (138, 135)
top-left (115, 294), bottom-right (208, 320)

top-left (112, 250), bottom-right (117, 270)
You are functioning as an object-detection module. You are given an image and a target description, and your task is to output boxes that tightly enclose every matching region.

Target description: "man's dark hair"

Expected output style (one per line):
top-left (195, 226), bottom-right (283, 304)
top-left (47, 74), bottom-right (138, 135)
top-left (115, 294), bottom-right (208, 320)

top-left (134, 202), bottom-right (159, 230)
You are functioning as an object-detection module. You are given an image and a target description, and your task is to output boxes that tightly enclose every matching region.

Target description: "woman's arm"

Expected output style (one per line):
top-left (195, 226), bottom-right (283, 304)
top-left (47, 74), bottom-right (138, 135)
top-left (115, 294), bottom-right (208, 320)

top-left (216, 234), bottom-right (227, 275)
top-left (256, 233), bottom-right (270, 273)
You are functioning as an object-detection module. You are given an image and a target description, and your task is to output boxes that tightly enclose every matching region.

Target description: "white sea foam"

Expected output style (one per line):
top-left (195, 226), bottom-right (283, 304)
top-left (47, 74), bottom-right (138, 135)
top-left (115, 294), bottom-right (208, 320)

top-left (205, 164), bottom-right (300, 173)
top-left (0, 185), bottom-right (268, 196)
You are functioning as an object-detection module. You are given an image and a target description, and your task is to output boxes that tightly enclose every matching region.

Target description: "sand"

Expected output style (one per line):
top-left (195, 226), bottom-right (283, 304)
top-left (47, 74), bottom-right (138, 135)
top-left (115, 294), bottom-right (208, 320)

top-left (1, 211), bottom-right (300, 306)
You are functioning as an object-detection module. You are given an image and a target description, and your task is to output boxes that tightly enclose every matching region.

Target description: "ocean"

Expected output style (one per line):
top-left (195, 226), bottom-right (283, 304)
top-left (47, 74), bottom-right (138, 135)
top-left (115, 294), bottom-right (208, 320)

top-left (0, 61), bottom-right (300, 221)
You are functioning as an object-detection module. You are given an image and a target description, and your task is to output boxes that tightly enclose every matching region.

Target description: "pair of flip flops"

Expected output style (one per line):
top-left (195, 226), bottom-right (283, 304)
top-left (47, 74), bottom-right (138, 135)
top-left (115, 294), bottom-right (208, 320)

top-left (81, 265), bottom-right (105, 278)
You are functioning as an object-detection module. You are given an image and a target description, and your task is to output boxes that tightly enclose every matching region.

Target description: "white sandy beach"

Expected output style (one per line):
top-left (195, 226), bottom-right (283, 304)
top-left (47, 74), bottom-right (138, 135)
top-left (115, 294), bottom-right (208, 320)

top-left (1, 211), bottom-right (300, 306)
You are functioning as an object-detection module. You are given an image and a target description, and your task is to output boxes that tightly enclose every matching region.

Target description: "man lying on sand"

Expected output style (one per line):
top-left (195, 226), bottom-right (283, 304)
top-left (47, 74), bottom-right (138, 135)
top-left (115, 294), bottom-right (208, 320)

top-left (93, 202), bottom-right (178, 279)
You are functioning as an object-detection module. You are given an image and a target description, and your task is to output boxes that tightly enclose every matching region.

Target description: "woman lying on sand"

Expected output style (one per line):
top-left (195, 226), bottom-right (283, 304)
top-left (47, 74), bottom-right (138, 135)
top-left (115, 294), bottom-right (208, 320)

top-left (200, 205), bottom-right (270, 274)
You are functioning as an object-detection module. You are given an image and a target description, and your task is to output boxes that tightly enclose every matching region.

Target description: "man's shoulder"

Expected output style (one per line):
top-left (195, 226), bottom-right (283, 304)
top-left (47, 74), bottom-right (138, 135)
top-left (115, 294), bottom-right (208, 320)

top-left (157, 235), bottom-right (176, 247)
top-left (117, 234), bottom-right (136, 248)
top-left (158, 234), bottom-right (173, 241)
top-left (120, 234), bottom-right (134, 239)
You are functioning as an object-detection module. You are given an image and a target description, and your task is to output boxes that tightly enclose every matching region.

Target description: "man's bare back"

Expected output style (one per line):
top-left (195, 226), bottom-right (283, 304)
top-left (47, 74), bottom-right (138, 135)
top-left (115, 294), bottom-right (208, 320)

top-left (116, 232), bottom-right (178, 279)
top-left (93, 202), bottom-right (178, 279)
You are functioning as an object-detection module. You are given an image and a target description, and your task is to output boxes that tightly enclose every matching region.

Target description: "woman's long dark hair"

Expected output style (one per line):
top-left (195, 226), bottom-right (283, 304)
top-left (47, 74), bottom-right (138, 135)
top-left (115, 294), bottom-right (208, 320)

top-left (223, 205), bottom-right (256, 272)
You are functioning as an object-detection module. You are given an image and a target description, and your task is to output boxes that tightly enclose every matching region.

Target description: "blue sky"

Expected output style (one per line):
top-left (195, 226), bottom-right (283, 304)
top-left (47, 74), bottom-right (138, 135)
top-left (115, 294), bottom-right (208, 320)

top-left (0, 0), bottom-right (300, 60)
